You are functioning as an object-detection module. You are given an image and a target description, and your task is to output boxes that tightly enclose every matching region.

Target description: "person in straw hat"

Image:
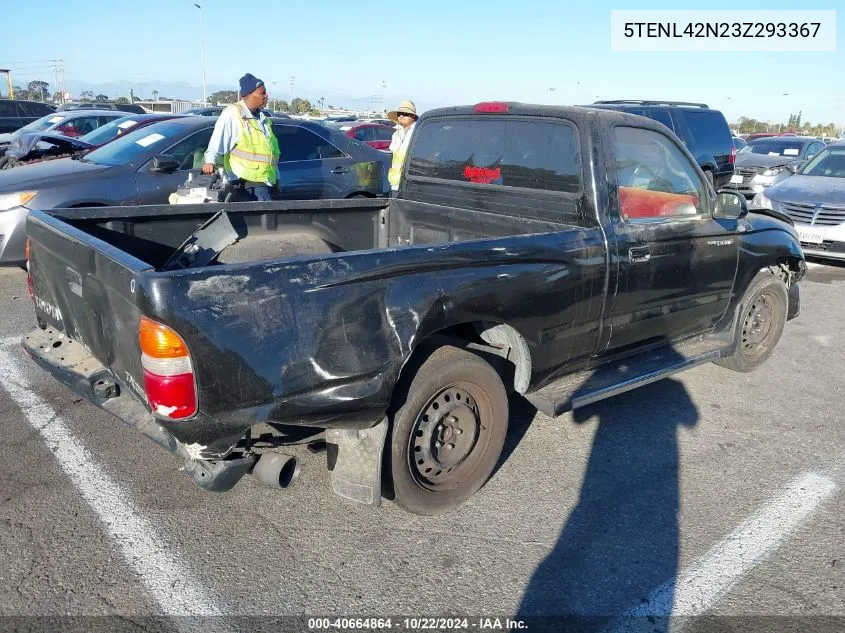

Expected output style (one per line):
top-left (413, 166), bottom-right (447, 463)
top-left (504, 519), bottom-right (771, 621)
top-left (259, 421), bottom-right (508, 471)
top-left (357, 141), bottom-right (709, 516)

top-left (386, 100), bottom-right (418, 193)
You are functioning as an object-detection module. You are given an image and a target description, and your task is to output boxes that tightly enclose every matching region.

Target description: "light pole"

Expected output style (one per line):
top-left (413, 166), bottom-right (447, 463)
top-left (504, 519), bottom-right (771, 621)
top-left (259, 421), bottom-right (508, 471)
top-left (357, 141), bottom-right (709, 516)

top-left (194, 4), bottom-right (208, 106)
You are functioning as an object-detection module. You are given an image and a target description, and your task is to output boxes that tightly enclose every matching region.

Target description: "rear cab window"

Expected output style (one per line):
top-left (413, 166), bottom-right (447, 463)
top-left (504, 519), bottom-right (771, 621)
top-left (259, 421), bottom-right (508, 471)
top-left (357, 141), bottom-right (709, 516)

top-left (407, 117), bottom-right (581, 193)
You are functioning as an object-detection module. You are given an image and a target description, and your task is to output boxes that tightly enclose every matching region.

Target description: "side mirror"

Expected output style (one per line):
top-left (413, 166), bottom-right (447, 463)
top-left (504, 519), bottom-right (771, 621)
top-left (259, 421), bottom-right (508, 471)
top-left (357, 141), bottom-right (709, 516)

top-left (714, 190), bottom-right (748, 220)
top-left (150, 154), bottom-right (180, 173)
top-left (787, 163), bottom-right (801, 174)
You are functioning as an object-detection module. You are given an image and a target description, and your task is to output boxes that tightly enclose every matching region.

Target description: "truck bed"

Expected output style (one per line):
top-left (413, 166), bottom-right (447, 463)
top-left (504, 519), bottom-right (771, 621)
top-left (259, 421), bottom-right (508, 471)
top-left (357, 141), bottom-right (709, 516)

top-left (27, 196), bottom-right (595, 456)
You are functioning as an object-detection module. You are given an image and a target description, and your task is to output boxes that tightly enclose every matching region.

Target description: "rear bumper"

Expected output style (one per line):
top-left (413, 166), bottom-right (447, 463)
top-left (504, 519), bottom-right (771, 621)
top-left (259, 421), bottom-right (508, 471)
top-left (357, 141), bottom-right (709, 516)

top-left (21, 326), bottom-right (255, 492)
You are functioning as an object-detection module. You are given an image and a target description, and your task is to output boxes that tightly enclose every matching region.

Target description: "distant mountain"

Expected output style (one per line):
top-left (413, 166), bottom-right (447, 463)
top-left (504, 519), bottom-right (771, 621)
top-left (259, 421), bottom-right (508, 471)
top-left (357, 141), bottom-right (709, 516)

top-left (62, 79), bottom-right (406, 112)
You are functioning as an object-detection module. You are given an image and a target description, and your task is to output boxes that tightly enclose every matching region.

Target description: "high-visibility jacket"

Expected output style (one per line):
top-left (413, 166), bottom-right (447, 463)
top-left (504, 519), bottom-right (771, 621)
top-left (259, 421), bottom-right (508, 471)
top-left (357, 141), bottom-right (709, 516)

top-left (388, 123), bottom-right (415, 189)
top-left (224, 105), bottom-right (280, 184)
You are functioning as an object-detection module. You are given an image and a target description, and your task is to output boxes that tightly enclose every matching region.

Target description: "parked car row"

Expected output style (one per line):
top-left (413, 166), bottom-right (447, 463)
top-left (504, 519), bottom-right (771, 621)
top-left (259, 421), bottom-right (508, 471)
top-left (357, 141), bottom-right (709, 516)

top-left (722, 136), bottom-right (827, 200)
top-left (0, 113), bottom-right (182, 169)
top-left (752, 140), bottom-right (845, 261)
top-left (183, 106), bottom-right (290, 119)
top-left (0, 109), bottom-right (134, 156)
top-left (0, 99), bottom-right (56, 134)
top-left (56, 101), bottom-right (147, 115)
top-left (321, 120), bottom-right (395, 151)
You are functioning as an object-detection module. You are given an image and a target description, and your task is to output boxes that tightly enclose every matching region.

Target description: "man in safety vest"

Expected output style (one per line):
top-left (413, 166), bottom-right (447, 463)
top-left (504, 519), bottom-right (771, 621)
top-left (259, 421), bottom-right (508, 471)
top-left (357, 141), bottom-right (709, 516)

top-left (202, 73), bottom-right (280, 201)
top-left (387, 100), bottom-right (418, 194)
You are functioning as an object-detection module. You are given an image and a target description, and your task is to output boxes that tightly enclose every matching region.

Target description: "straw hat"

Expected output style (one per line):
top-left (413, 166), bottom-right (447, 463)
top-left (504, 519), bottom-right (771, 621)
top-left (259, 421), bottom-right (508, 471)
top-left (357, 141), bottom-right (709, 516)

top-left (387, 100), bottom-right (418, 123)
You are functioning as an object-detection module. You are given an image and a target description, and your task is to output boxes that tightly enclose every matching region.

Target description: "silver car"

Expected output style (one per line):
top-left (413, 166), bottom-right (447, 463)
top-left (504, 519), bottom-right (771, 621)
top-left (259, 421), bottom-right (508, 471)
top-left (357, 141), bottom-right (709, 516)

top-left (752, 140), bottom-right (845, 260)
top-left (725, 136), bottom-right (827, 200)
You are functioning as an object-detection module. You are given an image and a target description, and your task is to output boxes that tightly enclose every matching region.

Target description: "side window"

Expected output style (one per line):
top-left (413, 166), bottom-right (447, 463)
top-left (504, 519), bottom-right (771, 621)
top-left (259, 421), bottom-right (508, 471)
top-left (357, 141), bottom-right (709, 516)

top-left (372, 126), bottom-right (394, 141)
top-left (613, 126), bottom-right (706, 221)
top-left (648, 109), bottom-right (675, 132)
top-left (680, 110), bottom-right (732, 158)
top-left (407, 118), bottom-right (581, 193)
top-left (56, 116), bottom-right (101, 136)
top-left (162, 128), bottom-right (214, 170)
top-left (807, 142), bottom-right (824, 158)
top-left (274, 126), bottom-right (344, 161)
top-left (353, 127), bottom-right (375, 142)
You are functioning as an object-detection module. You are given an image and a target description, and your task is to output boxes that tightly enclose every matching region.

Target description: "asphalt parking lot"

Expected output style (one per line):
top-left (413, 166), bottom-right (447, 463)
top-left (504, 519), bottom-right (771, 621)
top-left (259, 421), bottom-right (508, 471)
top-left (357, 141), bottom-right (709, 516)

top-left (0, 261), bottom-right (842, 633)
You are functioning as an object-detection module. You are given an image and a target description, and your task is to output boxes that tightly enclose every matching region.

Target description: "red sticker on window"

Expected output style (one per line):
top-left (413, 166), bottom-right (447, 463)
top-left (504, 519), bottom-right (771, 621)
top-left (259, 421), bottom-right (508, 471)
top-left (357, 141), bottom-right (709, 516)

top-left (464, 165), bottom-right (501, 184)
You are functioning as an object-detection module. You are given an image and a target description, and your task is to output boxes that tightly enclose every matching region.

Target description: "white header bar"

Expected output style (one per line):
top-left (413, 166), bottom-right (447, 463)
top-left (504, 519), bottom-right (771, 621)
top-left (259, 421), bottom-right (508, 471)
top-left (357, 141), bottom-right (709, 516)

top-left (611, 10), bottom-right (837, 52)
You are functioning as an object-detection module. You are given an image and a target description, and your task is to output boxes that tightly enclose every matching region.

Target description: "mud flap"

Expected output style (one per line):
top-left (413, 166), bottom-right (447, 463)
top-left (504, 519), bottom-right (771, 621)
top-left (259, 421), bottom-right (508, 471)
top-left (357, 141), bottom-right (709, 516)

top-left (325, 418), bottom-right (388, 507)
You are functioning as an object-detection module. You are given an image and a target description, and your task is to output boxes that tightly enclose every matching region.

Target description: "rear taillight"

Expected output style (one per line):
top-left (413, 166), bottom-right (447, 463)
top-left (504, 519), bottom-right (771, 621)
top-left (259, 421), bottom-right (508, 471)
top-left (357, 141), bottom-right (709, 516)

top-left (138, 316), bottom-right (197, 419)
top-left (729, 146), bottom-right (737, 164)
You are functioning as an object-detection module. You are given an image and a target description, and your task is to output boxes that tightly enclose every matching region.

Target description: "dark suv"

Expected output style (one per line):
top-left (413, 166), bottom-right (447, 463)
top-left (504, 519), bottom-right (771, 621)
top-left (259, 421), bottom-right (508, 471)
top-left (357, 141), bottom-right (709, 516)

top-left (0, 99), bottom-right (56, 134)
top-left (586, 100), bottom-right (735, 188)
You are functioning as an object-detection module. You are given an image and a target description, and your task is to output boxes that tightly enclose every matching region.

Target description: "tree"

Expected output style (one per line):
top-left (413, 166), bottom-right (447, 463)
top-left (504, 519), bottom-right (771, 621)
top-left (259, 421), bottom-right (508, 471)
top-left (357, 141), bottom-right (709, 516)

top-left (79, 90), bottom-right (96, 102)
top-left (132, 96), bottom-right (142, 103)
top-left (27, 80), bottom-right (50, 101)
top-left (152, 90), bottom-right (158, 102)
top-left (290, 97), bottom-right (314, 114)
top-left (208, 90), bottom-right (238, 105)
top-left (95, 94), bottom-right (109, 102)
top-left (116, 97), bottom-right (129, 104)
top-left (12, 85), bottom-right (28, 100)
top-left (795, 110), bottom-right (802, 128)
top-left (737, 116), bottom-right (759, 134)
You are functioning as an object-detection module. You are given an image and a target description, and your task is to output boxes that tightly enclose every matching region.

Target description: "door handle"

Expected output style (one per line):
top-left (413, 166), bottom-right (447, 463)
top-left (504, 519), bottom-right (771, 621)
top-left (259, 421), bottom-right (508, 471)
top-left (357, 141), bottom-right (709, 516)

top-left (629, 246), bottom-right (651, 263)
top-left (331, 166), bottom-right (350, 175)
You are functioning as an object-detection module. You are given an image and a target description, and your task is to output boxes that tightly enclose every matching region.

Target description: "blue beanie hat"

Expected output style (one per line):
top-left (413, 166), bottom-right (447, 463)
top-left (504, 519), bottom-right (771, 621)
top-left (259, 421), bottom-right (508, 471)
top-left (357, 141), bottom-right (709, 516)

top-left (239, 73), bottom-right (264, 97)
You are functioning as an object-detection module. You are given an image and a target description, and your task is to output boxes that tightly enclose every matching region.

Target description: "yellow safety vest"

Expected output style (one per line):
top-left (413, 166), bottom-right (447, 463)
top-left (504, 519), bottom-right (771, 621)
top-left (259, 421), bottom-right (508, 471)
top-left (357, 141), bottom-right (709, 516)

top-left (388, 125), bottom-right (414, 189)
top-left (224, 104), bottom-right (280, 184)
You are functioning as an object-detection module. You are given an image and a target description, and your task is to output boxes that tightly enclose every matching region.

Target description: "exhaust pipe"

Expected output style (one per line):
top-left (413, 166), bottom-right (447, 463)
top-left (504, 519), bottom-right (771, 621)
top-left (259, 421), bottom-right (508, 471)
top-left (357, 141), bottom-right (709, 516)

top-left (253, 452), bottom-right (301, 489)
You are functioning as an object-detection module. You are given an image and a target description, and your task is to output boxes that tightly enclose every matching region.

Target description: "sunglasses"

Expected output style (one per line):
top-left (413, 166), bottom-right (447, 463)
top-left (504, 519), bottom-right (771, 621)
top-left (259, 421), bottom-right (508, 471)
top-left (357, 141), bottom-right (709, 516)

top-left (397, 112), bottom-right (412, 117)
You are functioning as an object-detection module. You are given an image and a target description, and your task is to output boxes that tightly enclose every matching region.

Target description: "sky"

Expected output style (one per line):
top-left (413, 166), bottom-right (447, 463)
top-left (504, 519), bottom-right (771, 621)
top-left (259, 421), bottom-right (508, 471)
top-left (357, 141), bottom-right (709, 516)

top-left (3, 0), bottom-right (843, 126)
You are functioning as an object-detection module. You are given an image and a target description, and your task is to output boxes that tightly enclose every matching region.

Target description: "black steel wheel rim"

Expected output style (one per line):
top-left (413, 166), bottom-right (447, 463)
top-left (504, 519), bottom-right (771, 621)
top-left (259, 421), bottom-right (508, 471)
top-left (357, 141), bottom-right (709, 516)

top-left (741, 290), bottom-right (778, 358)
top-left (407, 382), bottom-right (491, 491)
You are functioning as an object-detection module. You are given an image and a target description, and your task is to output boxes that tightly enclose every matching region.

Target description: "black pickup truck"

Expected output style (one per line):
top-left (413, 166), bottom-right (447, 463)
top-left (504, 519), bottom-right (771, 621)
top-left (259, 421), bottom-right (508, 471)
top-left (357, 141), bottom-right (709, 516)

top-left (22, 102), bottom-right (806, 515)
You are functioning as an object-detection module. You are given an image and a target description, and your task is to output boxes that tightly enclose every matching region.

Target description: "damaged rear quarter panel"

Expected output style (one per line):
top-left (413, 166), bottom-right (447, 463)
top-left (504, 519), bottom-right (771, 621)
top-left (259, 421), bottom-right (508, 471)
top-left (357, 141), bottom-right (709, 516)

top-left (138, 228), bottom-right (606, 444)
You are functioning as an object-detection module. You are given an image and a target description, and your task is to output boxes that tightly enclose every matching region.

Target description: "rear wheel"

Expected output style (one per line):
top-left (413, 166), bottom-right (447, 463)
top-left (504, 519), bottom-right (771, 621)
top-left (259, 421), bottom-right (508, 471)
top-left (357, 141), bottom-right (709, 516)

top-left (387, 346), bottom-right (509, 515)
top-left (716, 271), bottom-right (788, 372)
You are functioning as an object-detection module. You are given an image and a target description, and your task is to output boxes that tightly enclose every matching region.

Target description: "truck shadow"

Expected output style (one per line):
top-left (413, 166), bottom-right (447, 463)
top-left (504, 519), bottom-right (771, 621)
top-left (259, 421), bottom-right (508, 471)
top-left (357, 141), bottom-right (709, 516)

top-left (515, 359), bottom-right (700, 631)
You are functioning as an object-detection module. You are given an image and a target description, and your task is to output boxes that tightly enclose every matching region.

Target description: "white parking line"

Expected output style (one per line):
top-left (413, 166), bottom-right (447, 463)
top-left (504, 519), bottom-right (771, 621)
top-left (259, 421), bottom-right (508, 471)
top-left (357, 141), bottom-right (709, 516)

top-left (0, 348), bottom-right (227, 623)
top-left (604, 471), bottom-right (837, 631)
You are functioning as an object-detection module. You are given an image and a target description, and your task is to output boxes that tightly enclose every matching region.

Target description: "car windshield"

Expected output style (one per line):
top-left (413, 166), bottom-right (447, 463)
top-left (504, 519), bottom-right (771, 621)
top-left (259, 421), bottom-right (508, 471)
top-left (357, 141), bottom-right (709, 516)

top-left (16, 113), bottom-right (67, 135)
top-left (743, 140), bottom-right (805, 157)
top-left (80, 116), bottom-right (145, 146)
top-left (84, 121), bottom-right (193, 166)
top-left (800, 147), bottom-right (845, 178)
